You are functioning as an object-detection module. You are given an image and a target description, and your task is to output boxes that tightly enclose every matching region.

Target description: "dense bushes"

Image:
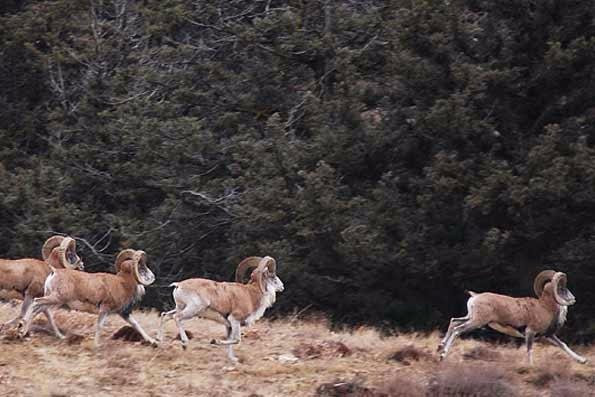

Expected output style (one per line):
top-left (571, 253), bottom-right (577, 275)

top-left (1, 0), bottom-right (594, 339)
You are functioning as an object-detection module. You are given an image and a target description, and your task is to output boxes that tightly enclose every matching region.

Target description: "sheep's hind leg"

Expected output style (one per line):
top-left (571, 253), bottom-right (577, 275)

top-left (439, 320), bottom-right (483, 361)
top-left (157, 309), bottom-right (177, 342)
top-left (546, 334), bottom-right (588, 364)
top-left (1, 295), bottom-right (33, 331)
top-left (171, 303), bottom-right (203, 349)
top-left (18, 296), bottom-right (60, 338)
top-left (43, 309), bottom-right (65, 339)
top-left (438, 316), bottom-right (468, 353)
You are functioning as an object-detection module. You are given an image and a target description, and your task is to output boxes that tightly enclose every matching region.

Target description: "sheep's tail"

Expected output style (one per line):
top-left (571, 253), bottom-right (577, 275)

top-left (465, 290), bottom-right (478, 297)
top-left (169, 282), bottom-right (179, 288)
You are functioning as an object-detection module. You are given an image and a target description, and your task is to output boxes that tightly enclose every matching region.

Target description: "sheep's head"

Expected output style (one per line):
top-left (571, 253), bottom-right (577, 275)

top-left (235, 256), bottom-right (284, 293)
top-left (534, 270), bottom-right (575, 306)
top-left (42, 235), bottom-right (84, 270)
top-left (114, 249), bottom-right (155, 286)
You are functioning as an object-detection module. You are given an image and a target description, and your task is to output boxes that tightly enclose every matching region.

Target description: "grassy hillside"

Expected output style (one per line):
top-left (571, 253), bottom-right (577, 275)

top-left (0, 300), bottom-right (594, 396)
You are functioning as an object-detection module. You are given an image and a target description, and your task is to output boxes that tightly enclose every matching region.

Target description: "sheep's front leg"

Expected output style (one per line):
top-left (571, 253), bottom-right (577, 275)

top-left (95, 310), bottom-right (109, 347)
top-left (215, 315), bottom-right (241, 363)
top-left (120, 314), bottom-right (158, 347)
top-left (43, 309), bottom-right (65, 339)
top-left (546, 335), bottom-right (588, 364)
top-left (525, 329), bottom-right (536, 366)
top-left (157, 309), bottom-right (177, 342)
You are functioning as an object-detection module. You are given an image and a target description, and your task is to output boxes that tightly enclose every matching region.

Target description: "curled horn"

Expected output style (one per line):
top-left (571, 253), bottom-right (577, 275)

top-left (258, 256), bottom-right (276, 274)
top-left (552, 272), bottom-right (574, 306)
top-left (115, 249), bottom-right (137, 272)
top-left (533, 270), bottom-right (556, 297)
top-left (42, 236), bottom-right (65, 260)
top-left (235, 256), bottom-right (263, 283)
top-left (58, 237), bottom-right (81, 269)
top-left (254, 256), bottom-right (277, 293)
top-left (132, 250), bottom-right (155, 286)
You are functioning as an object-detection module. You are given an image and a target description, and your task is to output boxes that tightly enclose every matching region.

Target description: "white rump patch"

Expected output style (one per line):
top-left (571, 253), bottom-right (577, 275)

top-left (173, 287), bottom-right (206, 311)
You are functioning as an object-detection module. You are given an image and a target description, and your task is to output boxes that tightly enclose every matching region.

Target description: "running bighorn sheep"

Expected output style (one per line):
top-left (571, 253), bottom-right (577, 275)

top-left (438, 270), bottom-right (586, 365)
top-left (19, 249), bottom-right (157, 346)
top-left (0, 235), bottom-right (83, 337)
top-left (157, 256), bottom-right (284, 362)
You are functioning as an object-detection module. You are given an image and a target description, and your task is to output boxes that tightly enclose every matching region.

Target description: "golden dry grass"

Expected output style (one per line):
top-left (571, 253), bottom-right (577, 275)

top-left (0, 300), bottom-right (594, 397)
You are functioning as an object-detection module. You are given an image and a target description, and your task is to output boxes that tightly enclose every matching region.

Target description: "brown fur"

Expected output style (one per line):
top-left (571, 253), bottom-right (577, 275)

top-left (470, 283), bottom-right (560, 335)
top-left (173, 279), bottom-right (263, 322)
top-left (42, 260), bottom-right (139, 314)
top-left (19, 252), bottom-right (157, 345)
top-left (0, 249), bottom-right (74, 300)
top-left (438, 274), bottom-right (586, 365)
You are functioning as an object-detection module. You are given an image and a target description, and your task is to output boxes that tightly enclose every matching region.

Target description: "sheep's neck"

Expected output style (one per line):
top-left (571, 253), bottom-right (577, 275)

top-left (117, 272), bottom-right (143, 315)
top-left (539, 291), bottom-right (566, 334)
top-left (243, 283), bottom-right (276, 326)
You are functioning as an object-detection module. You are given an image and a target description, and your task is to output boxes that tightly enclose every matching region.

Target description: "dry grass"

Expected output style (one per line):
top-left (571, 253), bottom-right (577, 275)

top-left (1, 300), bottom-right (594, 396)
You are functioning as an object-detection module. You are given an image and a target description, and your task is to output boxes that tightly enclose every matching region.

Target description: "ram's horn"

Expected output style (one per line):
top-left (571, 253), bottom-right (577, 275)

top-left (552, 272), bottom-right (575, 306)
top-left (533, 270), bottom-right (556, 297)
top-left (235, 256), bottom-right (263, 283)
top-left (59, 237), bottom-right (81, 269)
top-left (132, 250), bottom-right (155, 286)
top-left (115, 249), bottom-right (137, 272)
top-left (41, 236), bottom-right (65, 261)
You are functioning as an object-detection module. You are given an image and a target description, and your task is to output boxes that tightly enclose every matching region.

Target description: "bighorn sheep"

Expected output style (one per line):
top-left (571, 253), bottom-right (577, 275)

top-left (0, 235), bottom-right (83, 337)
top-left (437, 270), bottom-right (587, 365)
top-left (19, 249), bottom-right (158, 346)
top-left (157, 256), bottom-right (284, 362)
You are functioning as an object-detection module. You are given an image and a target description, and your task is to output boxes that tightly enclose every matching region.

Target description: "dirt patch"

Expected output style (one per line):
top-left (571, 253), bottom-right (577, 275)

top-left (462, 345), bottom-right (503, 362)
top-left (388, 344), bottom-right (433, 365)
top-left (111, 326), bottom-right (145, 342)
top-left (315, 381), bottom-right (387, 397)
top-left (293, 340), bottom-right (352, 359)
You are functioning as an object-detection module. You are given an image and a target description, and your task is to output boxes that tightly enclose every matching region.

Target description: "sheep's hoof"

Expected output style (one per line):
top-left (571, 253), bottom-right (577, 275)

top-left (182, 343), bottom-right (187, 350)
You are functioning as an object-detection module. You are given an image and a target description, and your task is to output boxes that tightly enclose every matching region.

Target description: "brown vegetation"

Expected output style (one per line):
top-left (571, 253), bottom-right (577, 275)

top-left (1, 301), bottom-right (594, 396)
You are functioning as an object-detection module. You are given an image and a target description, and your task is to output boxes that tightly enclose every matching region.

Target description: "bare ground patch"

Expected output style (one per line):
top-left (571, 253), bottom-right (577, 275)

top-left (1, 302), bottom-right (594, 396)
